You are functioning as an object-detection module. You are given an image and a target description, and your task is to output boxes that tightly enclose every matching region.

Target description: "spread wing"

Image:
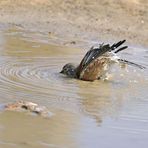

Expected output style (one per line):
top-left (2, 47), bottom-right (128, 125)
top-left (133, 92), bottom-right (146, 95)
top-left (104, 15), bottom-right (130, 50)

top-left (76, 40), bottom-right (127, 80)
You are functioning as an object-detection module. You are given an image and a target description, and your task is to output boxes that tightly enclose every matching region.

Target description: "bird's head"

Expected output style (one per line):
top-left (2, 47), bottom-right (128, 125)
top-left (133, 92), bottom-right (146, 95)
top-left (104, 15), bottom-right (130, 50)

top-left (60, 63), bottom-right (77, 78)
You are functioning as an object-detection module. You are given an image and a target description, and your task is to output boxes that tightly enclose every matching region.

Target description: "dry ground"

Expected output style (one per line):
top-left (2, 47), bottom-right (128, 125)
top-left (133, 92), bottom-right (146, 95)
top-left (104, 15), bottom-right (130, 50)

top-left (0, 0), bottom-right (148, 47)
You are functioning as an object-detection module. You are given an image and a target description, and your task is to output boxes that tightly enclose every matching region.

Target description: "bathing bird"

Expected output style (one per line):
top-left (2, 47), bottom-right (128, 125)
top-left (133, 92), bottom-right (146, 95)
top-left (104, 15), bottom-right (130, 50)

top-left (60, 40), bottom-right (145, 81)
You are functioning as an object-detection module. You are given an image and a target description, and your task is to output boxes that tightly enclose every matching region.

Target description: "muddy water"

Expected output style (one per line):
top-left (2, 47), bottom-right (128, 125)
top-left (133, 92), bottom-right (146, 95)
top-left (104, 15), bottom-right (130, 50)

top-left (0, 27), bottom-right (147, 148)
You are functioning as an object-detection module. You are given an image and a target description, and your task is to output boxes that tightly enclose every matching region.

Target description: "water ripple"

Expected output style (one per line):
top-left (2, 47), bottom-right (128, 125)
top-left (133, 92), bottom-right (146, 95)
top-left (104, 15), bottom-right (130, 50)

top-left (0, 29), bottom-right (147, 119)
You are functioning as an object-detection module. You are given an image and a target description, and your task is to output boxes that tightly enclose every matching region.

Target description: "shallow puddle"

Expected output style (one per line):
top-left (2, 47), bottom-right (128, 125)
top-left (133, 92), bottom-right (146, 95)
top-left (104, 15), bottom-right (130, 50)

top-left (0, 27), bottom-right (148, 148)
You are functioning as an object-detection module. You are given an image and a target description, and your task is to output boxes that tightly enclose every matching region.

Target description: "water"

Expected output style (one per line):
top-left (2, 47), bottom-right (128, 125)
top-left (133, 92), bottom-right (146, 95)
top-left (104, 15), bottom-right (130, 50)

top-left (0, 27), bottom-right (148, 148)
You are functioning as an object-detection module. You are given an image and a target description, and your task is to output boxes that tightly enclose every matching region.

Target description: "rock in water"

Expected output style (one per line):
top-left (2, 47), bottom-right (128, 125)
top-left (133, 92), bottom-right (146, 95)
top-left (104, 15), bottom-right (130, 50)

top-left (4, 101), bottom-right (53, 118)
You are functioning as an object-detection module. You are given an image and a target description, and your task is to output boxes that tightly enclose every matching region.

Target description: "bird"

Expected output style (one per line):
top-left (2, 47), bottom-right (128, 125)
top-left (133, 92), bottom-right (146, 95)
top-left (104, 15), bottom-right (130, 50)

top-left (60, 40), bottom-right (145, 81)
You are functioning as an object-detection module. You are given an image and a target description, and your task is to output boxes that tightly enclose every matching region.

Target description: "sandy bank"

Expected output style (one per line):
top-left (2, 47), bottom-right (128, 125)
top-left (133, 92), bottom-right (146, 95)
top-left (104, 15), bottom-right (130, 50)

top-left (0, 0), bottom-right (148, 47)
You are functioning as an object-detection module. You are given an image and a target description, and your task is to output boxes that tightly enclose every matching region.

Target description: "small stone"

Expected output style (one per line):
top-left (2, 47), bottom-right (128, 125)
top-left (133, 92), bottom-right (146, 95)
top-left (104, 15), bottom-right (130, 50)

top-left (4, 101), bottom-right (52, 118)
top-left (141, 20), bottom-right (144, 24)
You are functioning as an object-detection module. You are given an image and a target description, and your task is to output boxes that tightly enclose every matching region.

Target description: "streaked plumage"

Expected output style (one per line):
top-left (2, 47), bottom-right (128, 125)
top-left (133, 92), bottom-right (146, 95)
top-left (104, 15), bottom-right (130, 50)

top-left (60, 40), bottom-right (145, 81)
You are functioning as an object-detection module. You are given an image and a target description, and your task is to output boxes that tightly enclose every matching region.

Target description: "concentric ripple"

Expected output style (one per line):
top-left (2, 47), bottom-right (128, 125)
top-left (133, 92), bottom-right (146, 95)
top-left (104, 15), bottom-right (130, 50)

top-left (0, 29), bottom-right (147, 115)
top-left (0, 57), bottom-right (80, 94)
top-left (0, 29), bottom-right (148, 148)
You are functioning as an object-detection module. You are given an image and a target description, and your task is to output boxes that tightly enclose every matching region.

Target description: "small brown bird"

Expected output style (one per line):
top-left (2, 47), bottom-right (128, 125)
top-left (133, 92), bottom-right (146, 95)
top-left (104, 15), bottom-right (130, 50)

top-left (60, 40), bottom-right (145, 81)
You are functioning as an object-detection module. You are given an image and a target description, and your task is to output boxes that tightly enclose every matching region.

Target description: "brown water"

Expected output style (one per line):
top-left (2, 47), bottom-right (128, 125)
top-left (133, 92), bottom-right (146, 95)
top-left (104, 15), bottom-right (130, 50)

top-left (0, 27), bottom-right (148, 148)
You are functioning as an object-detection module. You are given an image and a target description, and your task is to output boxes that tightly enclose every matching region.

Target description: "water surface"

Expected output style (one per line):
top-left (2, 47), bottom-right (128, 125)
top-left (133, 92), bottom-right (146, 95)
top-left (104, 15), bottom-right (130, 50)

top-left (0, 27), bottom-right (148, 148)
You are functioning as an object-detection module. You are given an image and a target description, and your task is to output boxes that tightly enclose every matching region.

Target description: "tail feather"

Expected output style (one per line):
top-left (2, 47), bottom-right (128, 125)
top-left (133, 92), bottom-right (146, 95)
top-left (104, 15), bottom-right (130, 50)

top-left (114, 46), bottom-right (128, 53)
top-left (110, 40), bottom-right (128, 53)
top-left (111, 40), bottom-right (126, 50)
top-left (118, 59), bottom-right (146, 69)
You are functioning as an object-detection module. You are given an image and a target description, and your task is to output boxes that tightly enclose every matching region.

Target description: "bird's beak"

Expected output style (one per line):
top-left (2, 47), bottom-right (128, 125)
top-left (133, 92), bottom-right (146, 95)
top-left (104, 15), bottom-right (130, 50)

top-left (60, 70), bottom-right (64, 73)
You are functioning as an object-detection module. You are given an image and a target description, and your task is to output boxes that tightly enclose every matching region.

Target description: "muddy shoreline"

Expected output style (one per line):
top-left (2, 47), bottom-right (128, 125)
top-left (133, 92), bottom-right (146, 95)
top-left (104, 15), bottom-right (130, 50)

top-left (0, 0), bottom-right (148, 47)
